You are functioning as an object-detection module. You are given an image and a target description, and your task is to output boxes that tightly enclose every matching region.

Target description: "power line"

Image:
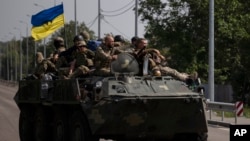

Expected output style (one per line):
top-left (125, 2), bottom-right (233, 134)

top-left (102, 18), bottom-right (130, 39)
top-left (102, 4), bottom-right (135, 17)
top-left (101, 0), bottom-right (134, 13)
top-left (86, 16), bottom-right (98, 26)
top-left (86, 16), bottom-right (99, 29)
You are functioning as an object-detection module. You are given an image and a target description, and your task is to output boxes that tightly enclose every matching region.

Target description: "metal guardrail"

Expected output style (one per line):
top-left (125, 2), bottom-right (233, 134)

top-left (206, 101), bottom-right (237, 127)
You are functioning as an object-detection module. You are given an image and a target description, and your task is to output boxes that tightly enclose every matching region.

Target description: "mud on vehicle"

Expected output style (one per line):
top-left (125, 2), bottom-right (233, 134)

top-left (14, 52), bottom-right (208, 141)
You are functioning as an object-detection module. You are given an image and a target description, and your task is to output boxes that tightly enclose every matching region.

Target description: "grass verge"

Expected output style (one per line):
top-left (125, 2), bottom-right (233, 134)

top-left (215, 106), bottom-right (250, 118)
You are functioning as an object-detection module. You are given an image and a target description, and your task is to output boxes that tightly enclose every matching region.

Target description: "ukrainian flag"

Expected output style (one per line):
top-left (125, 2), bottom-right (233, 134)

top-left (31, 4), bottom-right (65, 41)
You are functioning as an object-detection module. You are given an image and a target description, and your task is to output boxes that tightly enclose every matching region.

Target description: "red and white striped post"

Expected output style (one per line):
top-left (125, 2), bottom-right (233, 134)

top-left (236, 101), bottom-right (244, 116)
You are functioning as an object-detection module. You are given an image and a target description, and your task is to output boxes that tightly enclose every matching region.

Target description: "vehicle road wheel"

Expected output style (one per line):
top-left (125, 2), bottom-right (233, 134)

top-left (54, 109), bottom-right (69, 141)
top-left (19, 107), bottom-right (34, 141)
top-left (69, 111), bottom-right (91, 141)
top-left (173, 132), bottom-right (208, 141)
top-left (197, 132), bottom-right (208, 141)
top-left (34, 107), bottom-right (52, 141)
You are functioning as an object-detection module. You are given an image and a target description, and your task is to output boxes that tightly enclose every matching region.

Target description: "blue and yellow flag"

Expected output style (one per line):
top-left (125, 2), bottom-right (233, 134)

top-left (31, 4), bottom-right (65, 41)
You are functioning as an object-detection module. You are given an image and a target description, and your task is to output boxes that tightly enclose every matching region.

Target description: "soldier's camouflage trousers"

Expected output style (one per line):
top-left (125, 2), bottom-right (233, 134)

top-left (93, 68), bottom-right (111, 77)
top-left (159, 66), bottom-right (189, 81)
top-left (68, 65), bottom-right (90, 78)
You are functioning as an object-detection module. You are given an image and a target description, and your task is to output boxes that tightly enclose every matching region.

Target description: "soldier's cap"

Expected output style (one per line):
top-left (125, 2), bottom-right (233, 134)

top-left (76, 41), bottom-right (87, 47)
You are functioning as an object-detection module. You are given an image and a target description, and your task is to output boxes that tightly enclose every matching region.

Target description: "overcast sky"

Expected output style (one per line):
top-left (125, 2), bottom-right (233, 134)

top-left (0, 0), bottom-right (146, 42)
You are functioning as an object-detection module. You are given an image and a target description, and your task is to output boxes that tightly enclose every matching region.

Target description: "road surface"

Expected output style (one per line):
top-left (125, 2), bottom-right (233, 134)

top-left (0, 82), bottom-right (230, 141)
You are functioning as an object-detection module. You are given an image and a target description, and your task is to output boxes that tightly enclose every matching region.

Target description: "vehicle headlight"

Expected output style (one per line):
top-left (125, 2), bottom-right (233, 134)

top-left (95, 81), bottom-right (103, 88)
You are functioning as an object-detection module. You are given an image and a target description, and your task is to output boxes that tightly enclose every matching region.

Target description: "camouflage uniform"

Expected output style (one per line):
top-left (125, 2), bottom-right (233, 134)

top-left (67, 41), bottom-right (95, 78)
top-left (56, 35), bottom-right (85, 77)
top-left (133, 38), bottom-right (190, 80)
top-left (33, 52), bottom-right (57, 79)
top-left (94, 45), bottom-right (122, 76)
top-left (147, 50), bottom-right (191, 81)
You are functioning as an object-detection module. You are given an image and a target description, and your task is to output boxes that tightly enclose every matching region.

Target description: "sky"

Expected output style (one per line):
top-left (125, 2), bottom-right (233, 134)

top-left (0, 0), bottom-right (146, 42)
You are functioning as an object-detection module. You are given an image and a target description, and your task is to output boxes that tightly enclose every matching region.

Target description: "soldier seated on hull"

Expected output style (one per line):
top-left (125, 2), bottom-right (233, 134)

top-left (31, 52), bottom-right (58, 79)
top-left (133, 38), bottom-right (197, 81)
top-left (56, 35), bottom-right (86, 78)
top-left (93, 34), bottom-right (123, 76)
top-left (65, 41), bottom-right (95, 79)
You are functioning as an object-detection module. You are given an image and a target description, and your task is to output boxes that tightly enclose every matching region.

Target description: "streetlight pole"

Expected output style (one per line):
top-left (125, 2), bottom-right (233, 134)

top-left (0, 37), bottom-right (4, 79)
top-left (4, 35), bottom-right (10, 81)
top-left (10, 32), bottom-right (18, 82)
top-left (8, 32), bottom-right (14, 81)
top-left (14, 27), bottom-right (22, 81)
top-left (20, 20), bottom-right (29, 76)
top-left (6, 41), bottom-right (9, 81)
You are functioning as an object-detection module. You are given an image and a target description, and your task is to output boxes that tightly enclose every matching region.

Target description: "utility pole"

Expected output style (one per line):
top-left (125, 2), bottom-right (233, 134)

top-left (135, 0), bottom-right (138, 36)
top-left (98, 0), bottom-right (101, 39)
top-left (74, 0), bottom-right (77, 35)
top-left (208, 0), bottom-right (215, 101)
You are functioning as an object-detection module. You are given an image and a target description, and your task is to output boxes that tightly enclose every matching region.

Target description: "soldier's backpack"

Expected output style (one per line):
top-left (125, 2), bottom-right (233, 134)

top-left (87, 40), bottom-right (102, 51)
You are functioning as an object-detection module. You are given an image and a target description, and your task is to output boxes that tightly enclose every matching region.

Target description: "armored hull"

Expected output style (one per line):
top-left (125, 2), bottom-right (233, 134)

top-left (14, 53), bottom-right (208, 141)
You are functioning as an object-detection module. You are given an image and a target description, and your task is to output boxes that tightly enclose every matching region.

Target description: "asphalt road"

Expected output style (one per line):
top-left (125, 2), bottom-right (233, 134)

top-left (0, 83), bottom-right (20, 141)
top-left (0, 82), bottom-right (230, 141)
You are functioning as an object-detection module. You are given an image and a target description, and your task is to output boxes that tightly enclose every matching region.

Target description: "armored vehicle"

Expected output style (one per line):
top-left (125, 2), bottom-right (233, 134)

top-left (14, 53), bottom-right (208, 141)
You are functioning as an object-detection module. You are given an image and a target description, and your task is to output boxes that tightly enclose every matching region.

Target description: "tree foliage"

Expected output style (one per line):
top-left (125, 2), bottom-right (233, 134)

top-left (46, 21), bottom-right (96, 52)
top-left (138, 0), bottom-right (250, 101)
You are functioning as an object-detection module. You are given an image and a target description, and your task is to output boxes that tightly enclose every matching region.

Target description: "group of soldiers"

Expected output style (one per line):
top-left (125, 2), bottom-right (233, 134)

top-left (32, 31), bottom-right (197, 82)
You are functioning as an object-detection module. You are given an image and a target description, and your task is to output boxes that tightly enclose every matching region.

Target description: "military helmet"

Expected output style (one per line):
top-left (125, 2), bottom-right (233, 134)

top-left (131, 36), bottom-right (139, 43)
top-left (114, 35), bottom-right (125, 43)
top-left (73, 35), bottom-right (84, 42)
top-left (54, 36), bottom-right (64, 49)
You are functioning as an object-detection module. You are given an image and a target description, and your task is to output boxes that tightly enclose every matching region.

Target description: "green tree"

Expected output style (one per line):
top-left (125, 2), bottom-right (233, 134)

top-left (36, 21), bottom-right (96, 59)
top-left (48, 21), bottom-right (96, 49)
top-left (139, 0), bottom-right (209, 81)
top-left (138, 0), bottom-right (250, 101)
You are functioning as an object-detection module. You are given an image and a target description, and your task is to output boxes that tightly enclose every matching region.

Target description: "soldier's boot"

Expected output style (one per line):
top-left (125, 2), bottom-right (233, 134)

top-left (185, 71), bottom-right (199, 85)
top-left (152, 68), bottom-right (161, 76)
top-left (188, 71), bottom-right (198, 80)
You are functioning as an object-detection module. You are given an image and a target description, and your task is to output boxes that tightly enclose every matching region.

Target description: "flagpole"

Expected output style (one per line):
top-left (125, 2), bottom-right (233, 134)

top-left (43, 38), bottom-right (46, 58)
